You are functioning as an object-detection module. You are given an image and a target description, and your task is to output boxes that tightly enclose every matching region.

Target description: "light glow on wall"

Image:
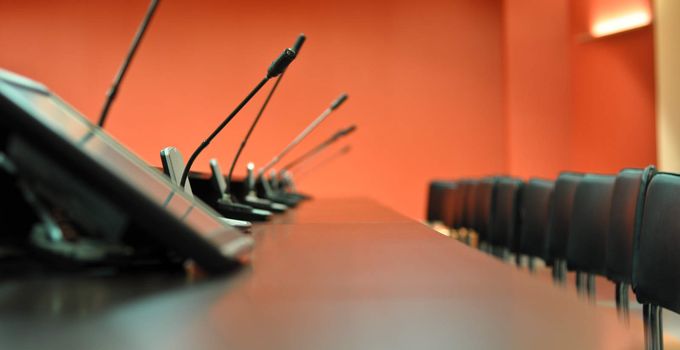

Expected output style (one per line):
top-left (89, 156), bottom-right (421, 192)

top-left (591, 11), bottom-right (651, 37)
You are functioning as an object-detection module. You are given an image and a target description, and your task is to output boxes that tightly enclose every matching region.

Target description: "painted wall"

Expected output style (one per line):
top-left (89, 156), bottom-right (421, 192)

top-left (567, 0), bottom-right (656, 173)
top-left (503, 0), bottom-right (571, 179)
top-left (0, 0), bottom-right (507, 219)
top-left (655, 0), bottom-right (680, 172)
top-left (0, 0), bottom-right (659, 219)
top-left (503, 0), bottom-right (656, 179)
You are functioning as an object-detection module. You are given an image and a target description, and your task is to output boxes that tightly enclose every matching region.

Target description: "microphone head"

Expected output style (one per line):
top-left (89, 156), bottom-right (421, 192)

top-left (330, 93), bottom-right (349, 110)
top-left (267, 48), bottom-right (296, 78)
top-left (292, 33), bottom-right (306, 55)
top-left (333, 124), bottom-right (357, 139)
top-left (341, 125), bottom-right (357, 136)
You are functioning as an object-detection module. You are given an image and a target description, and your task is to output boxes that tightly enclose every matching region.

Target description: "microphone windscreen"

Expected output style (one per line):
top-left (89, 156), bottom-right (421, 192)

top-left (330, 93), bottom-right (348, 110)
top-left (343, 125), bottom-right (357, 135)
top-left (267, 48), bottom-right (296, 78)
top-left (292, 34), bottom-right (306, 54)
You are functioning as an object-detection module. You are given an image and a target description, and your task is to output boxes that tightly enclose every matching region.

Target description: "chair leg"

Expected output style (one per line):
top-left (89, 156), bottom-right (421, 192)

top-left (644, 304), bottom-right (664, 350)
top-left (576, 271), bottom-right (586, 297)
top-left (615, 282), bottom-right (630, 324)
top-left (651, 304), bottom-right (663, 350)
top-left (586, 273), bottom-right (596, 303)
top-left (501, 248), bottom-right (509, 261)
top-left (644, 304), bottom-right (652, 350)
top-left (552, 259), bottom-right (567, 286)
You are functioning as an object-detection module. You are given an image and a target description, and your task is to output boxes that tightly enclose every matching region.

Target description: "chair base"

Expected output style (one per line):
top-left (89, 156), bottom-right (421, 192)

top-left (615, 282), bottom-right (630, 324)
top-left (552, 259), bottom-right (567, 286)
top-left (644, 303), bottom-right (663, 350)
top-left (575, 272), bottom-right (596, 303)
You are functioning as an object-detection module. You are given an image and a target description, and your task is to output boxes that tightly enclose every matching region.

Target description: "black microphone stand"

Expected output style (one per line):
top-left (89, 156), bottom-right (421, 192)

top-left (179, 48), bottom-right (296, 189)
top-left (98, 0), bottom-right (160, 128)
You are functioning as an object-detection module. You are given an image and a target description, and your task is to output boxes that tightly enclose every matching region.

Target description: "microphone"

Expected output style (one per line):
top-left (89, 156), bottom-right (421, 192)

top-left (281, 145), bottom-right (352, 193)
top-left (280, 125), bottom-right (356, 172)
top-left (178, 46), bottom-right (297, 189)
top-left (246, 93), bottom-right (348, 205)
top-left (98, 0), bottom-right (160, 127)
top-left (258, 92), bottom-right (348, 178)
top-left (274, 126), bottom-right (355, 200)
top-left (226, 34), bottom-right (306, 198)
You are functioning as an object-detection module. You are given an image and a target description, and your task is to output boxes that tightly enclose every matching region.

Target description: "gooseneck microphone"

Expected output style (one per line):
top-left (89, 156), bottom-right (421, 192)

top-left (226, 34), bottom-right (306, 193)
top-left (279, 145), bottom-right (352, 194)
top-left (281, 125), bottom-right (356, 172)
top-left (178, 47), bottom-right (297, 188)
top-left (98, 0), bottom-right (160, 127)
top-left (257, 92), bottom-right (348, 178)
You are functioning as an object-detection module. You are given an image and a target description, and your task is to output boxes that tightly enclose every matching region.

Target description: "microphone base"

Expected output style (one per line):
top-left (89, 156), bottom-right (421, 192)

top-left (219, 217), bottom-right (252, 232)
top-left (256, 178), bottom-right (300, 207)
top-left (263, 192), bottom-right (301, 208)
top-left (216, 198), bottom-right (271, 222)
top-left (285, 191), bottom-right (312, 201)
top-left (243, 195), bottom-right (288, 213)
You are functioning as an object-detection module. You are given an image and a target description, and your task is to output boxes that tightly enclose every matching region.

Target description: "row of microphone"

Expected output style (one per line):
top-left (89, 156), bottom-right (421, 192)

top-left (97, 0), bottom-right (357, 228)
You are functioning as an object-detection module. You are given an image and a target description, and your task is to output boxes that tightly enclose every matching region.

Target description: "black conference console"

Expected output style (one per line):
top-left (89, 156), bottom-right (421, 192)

top-left (0, 69), bottom-right (253, 275)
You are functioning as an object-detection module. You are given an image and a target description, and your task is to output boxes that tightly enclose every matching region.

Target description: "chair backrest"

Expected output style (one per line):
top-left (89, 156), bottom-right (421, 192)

top-left (545, 172), bottom-right (583, 262)
top-left (606, 167), bottom-right (655, 284)
top-left (160, 146), bottom-right (193, 196)
top-left (463, 180), bottom-right (479, 230)
top-left (426, 181), bottom-right (450, 222)
top-left (566, 174), bottom-right (616, 275)
top-left (474, 177), bottom-right (498, 243)
top-left (633, 172), bottom-right (680, 312)
top-left (452, 180), bottom-right (469, 230)
top-left (518, 178), bottom-right (554, 258)
top-left (440, 182), bottom-right (458, 228)
top-left (489, 178), bottom-right (523, 251)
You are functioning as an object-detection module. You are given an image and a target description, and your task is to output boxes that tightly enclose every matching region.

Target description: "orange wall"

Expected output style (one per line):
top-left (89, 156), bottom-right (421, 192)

top-left (503, 0), bottom-right (571, 179)
top-left (0, 0), bottom-right (506, 219)
top-left (503, 0), bottom-right (656, 178)
top-left (568, 0), bottom-right (656, 172)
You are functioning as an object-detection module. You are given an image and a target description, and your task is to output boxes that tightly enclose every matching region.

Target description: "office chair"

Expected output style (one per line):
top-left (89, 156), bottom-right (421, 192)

top-left (462, 180), bottom-right (479, 245)
top-left (452, 179), bottom-right (470, 236)
top-left (488, 178), bottom-right (523, 261)
top-left (440, 182), bottom-right (458, 230)
top-left (565, 174), bottom-right (616, 301)
top-left (605, 166), bottom-right (655, 321)
top-left (545, 172), bottom-right (583, 285)
top-left (633, 172), bottom-right (680, 350)
top-left (426, 181), bottom-right (451, 224)
top-left (474, 177), bottom-right (498, 252)
top-left (518, 178), bottom-right (554, 272)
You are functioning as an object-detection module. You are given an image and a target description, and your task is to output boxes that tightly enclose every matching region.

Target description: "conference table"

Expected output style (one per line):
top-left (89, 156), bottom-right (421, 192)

top-left (0, 198), bottom-right (644, 349)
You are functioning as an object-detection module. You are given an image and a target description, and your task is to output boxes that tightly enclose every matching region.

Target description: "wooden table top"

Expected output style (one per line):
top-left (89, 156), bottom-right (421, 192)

top-left (0, 198), bottom-right (643, 349)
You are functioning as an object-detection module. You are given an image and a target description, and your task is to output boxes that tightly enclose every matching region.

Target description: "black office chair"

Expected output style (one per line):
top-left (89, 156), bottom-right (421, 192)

top-left (474, 177), bottom-right (498, 252)
top-left (565, 174), bottom-right (616, 301)
top-left (488, 178), bottom-right (523, 261)
top-left (545, 172), bottom-right (583, 285)
top-left (518, 178), bottom-right (554, 272)
top-left (605, 166), bottom-right (655, 321)
top-left (452, 179), bottom-right (470, 237)
top-left (462, 180), bottom-right (479, 244)
top-left (633, 172), bottom-right (680, 350)
top-left (426, 181), bottom-right (452, 224)
top-left (441, 182), bottom-right (459, 230)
